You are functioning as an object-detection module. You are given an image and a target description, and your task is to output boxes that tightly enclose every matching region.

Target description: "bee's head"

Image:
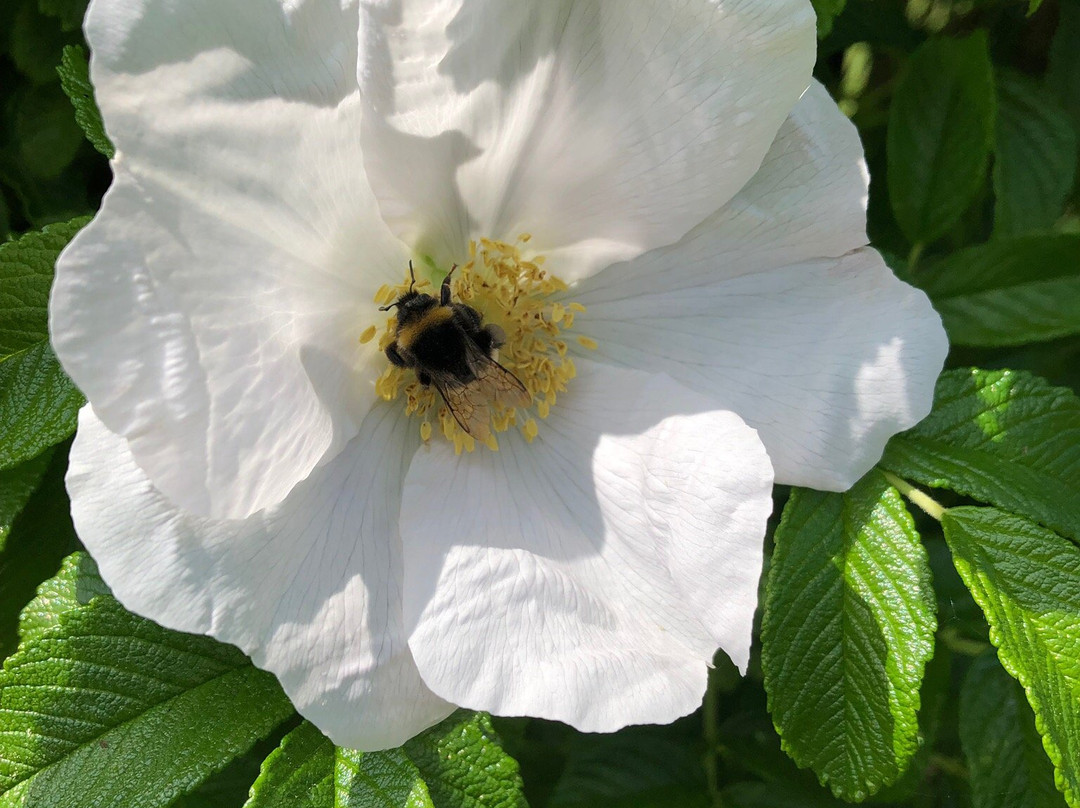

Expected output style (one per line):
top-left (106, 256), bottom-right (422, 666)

top-left (380, 290), bottom-right (436, 324)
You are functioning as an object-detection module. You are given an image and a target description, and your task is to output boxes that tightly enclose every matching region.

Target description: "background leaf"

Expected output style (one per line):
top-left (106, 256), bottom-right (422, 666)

top-left (914, 235), bottom-right (1080, 346)
top-left (244, 721), bottom-right (433, 808)
top-left (882, 369), bottom-right (1080, 541)
top-left (992, 71), bottom-right (1077, 238)
top-left (943, 508), bottom-right (1080, 807)
top-left (0, 450), bottom-right (50, 549)
top-left (761, 472), bottom-right (936, 800)
top-left (959, 652), bottom-right (1064, 808)
top-left (0, 446), bottom-right (77, 659)
top-left (887, 33), bottom-right (995, 245)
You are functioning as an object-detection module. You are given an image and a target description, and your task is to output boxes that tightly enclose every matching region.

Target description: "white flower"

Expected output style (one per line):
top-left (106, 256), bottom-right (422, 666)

top-left (50, 0), bottom-right (948, 750)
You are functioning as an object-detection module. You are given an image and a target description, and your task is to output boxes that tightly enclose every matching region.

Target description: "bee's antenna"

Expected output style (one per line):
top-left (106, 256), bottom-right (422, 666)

top-left (378, 301), bottom-right (399, 312)
top-left (408, 260), bottom-right (417, 293)
top-left (446, 263), bottom-right (458, 281)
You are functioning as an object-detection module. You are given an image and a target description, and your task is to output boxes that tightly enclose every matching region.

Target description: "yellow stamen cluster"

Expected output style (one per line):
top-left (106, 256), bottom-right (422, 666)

top-left (364, 236), bottom-right (594, 452)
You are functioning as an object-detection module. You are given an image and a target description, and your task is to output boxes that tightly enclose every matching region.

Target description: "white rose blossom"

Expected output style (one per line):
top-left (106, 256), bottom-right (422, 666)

top-left (50, 0), bottom-right (948, 750)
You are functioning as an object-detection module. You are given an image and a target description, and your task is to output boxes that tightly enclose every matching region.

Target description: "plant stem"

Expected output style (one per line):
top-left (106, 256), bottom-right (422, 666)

top-left (882, 471), bottom-right (946, 522)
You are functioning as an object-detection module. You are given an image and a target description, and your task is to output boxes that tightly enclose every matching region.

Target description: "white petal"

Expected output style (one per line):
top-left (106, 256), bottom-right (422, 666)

top-left (579, 248), bottom-right (948, 491)
top-left (401, 361), bottom-right (773, 732)
top-left (67, 405), bottom-right (453, 750)
top-left (52, 0), bottom-right (408, 518)
top-left (358, 0), bottom-right (815, 280)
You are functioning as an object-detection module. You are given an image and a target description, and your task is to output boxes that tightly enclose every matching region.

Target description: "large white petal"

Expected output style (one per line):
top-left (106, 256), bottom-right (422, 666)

top-left (358, 0), bottom-right (815, 281)
top-left (401, 361), bottom-right (773, 732)
top-left (52, 0), bottom-right (408, 518)
top-left (579, 249), bottom-right (947, 492)
top-left (67, 405), bottom-right (453, 750)
top-left (572, 83), bottom-right (947, 490)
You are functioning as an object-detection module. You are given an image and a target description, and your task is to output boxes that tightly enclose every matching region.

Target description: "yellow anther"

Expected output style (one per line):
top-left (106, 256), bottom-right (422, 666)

top-left (420, 421), bottom-right (432, 442)
top-left (569, 302), bottom-right (587, 313)
top-left (358, 325), bottom-right (377, 344)
top-left (550, 303), bottom-right (565, 324)
top-left (518, 233), bottom-right (532, 242)
top-left (523, 418), bottom-right (539, 442)
top-left (537, 399), bottom-right (550, 419)
top-left (577, 336), bottom-right (598, 350)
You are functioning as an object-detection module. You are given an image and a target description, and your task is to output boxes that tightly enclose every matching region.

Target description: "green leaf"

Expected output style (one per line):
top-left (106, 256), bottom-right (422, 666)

top-left (8, 0), bottom-right (78, 85)
top-left (723, 781), bottom-right (849, 808)
top-left (914, 234), bottom-right (1080, 346)
top-left (547, 727), bottom-right (708, 808)
top-left (993, 71), bottom-right (1078, 238)
top-left (0, 450), bottom-right (50, 549)
top-left (881, 369), bottom-right (1080, 541)
top-left (1048, 3), bottom-right (1080, 139)
top-left (0, 446), bottom-right (78, 659)
top-left (17, 551), bottom-right (108, 647)
top-left (13, 83), bottom-right (85, 180)
top-left (761, 471), bottom-right (936, 800)
top-left (244, 721), bottom-right (433, 808)
top-left (57, 45), bottom-right (114, 159)
top-left (812, 0), bottom-right (846, 38)
top-left (404, 711), bottom-right (527, 808)
top-left (37, 0), bottom-right (87, 31)
top-left (942, 508), bottom-right (1080, 808)
top-left (0, 596), bottom-right (294, 807)
top-left (887, 33), bottom-right (995, 244)
top-left (0, 218), bottom-right (87, 470)
top-left (959, 652), bottom-right (1064, 808)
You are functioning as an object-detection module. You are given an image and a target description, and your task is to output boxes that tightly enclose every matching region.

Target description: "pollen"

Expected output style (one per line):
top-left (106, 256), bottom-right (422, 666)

top-left (373, 236), bottom-right (590, 451)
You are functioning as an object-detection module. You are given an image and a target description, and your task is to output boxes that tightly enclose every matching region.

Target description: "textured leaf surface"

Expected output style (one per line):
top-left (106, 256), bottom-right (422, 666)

top-left (17, 551), bottom-right (108, 647)
top-left (0, 596), bottom-right (294, 807)
top-left (761, 472), bottom-right (936, 800)
top-left (960, 652), bottom-right (1064, 808)
top-left (943, 508), bottom-right (1080, 807)
top-left (0, 219), bottom-right (87, 471)
top-left (245, 721), bottom-right (433, 808)
top-left (881, 369), bottom-right (1080, 540)
top-left (887, 33), bottom-right (995, 244)
top-left (405, 712), bottom-right (527, 808)
top-left (0, 451), bottom-right (50, 549)
top-left (992, 72), bottom-right (1077, 237)
top-left (914, 235), bottom-right (1080, 346)
top-left (56, 45), bottom-right (113, 158)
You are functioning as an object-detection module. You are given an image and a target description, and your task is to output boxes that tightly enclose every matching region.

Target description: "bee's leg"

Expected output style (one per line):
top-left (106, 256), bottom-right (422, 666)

top-left (440, 264), bottom-right (458, 306)
top-left (480, 323), bottom-right (507, 351)
top-left (385, 342), bottom-right (408, 368)
top-left (417, 370), bottom-right (432, 386)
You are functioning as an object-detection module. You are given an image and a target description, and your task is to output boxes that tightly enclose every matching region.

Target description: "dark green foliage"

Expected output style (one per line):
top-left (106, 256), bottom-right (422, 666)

top-left (887, 34), bottom-right (995, 245)
top-left (959, 653), bottom-right (1063, 808)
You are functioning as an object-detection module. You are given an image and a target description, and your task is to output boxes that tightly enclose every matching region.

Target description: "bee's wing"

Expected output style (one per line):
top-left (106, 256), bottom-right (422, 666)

top-left (432, 377), bottom-right (493, 442)
top-left (465, 340), bottom-right (531, 411)
top-left (431, 342), bottom-right (531, 441)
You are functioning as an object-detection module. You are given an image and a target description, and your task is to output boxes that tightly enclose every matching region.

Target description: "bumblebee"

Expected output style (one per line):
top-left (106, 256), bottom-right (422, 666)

top-left (381, 262), bottom-right (531, 441)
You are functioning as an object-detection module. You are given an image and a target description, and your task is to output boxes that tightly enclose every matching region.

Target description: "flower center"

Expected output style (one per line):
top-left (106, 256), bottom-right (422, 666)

top-left (361, 236), bottom-right (595, 453)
